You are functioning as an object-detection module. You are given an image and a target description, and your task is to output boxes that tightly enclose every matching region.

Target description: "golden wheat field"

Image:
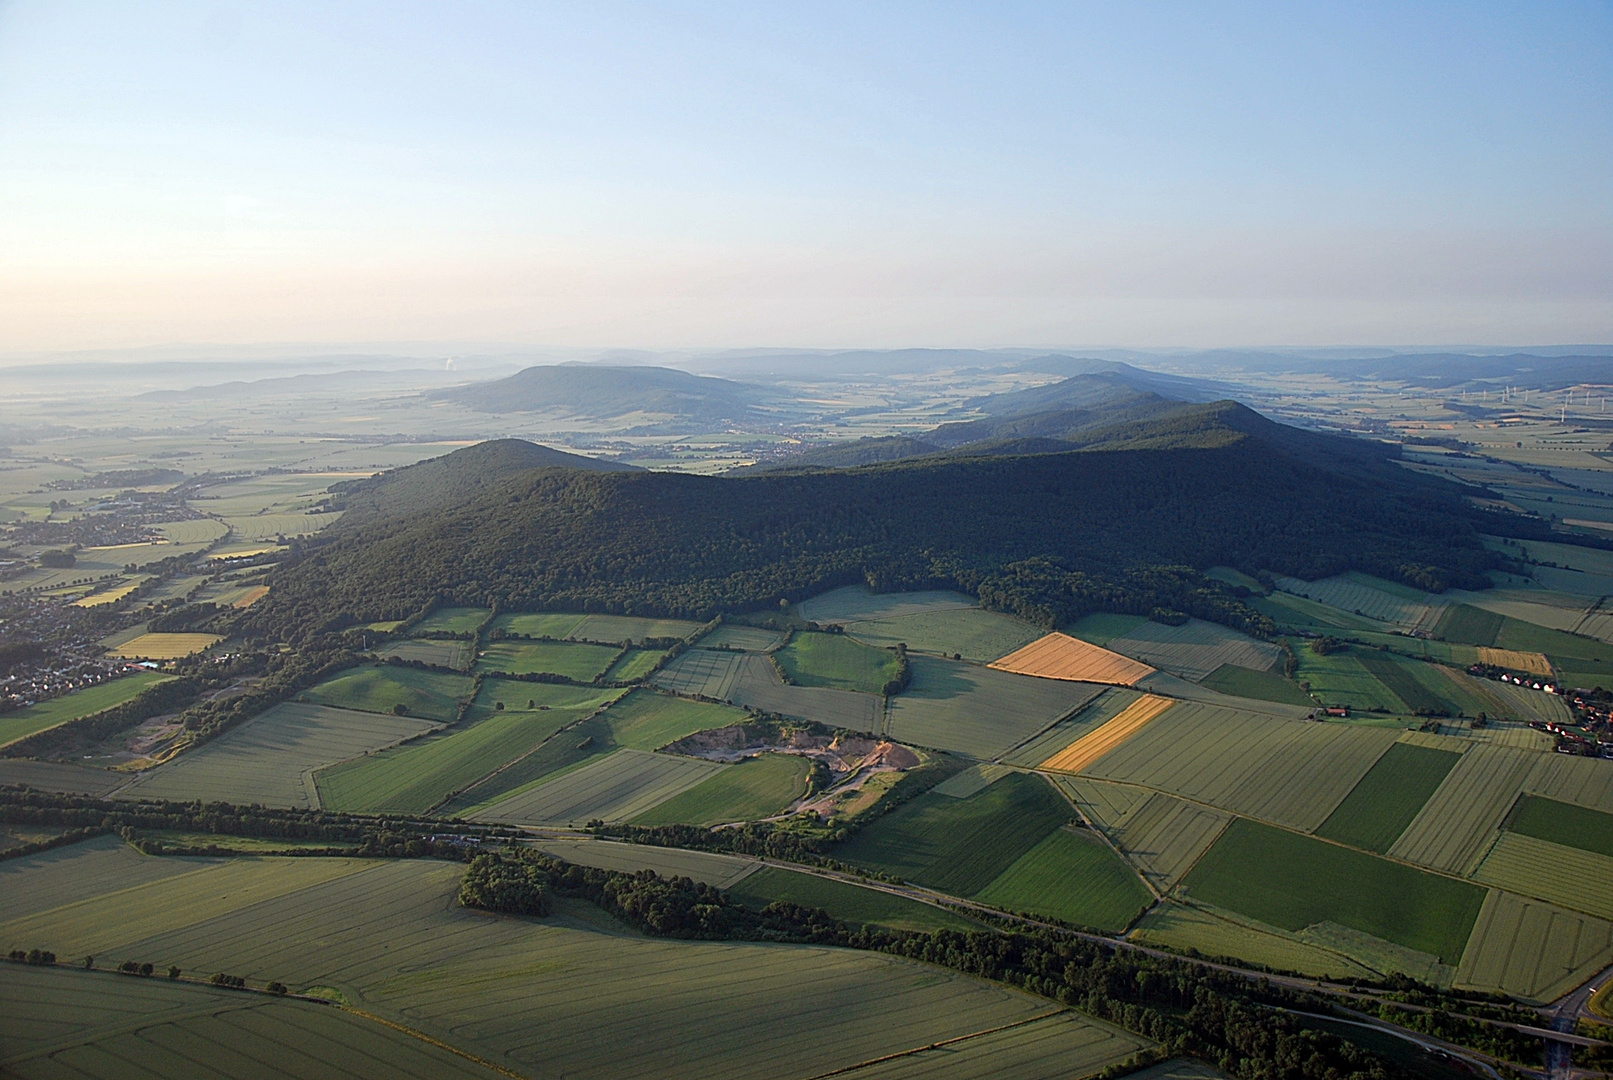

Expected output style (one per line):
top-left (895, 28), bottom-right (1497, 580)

top-left (990, 632), bottom-right (1156, 685)
top-left (1039, 694), bottom-right (1175, 773)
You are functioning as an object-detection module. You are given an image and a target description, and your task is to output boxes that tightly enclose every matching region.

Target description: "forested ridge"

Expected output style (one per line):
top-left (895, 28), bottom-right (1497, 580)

top-left (246, 402), bottom-right (1511, 641)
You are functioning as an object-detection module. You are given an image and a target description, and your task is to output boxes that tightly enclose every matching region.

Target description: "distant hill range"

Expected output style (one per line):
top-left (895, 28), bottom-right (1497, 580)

top-left (430, 364), bottom-right (791, 428)
top-left (253, 401), bottom-right (1538, 640)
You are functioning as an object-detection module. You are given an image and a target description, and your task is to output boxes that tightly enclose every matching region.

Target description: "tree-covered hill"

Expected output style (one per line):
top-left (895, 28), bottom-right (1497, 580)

top-left (251, 402), bottom-right (1507, 640)
top-left (431, 364), bottom-right (784, 423)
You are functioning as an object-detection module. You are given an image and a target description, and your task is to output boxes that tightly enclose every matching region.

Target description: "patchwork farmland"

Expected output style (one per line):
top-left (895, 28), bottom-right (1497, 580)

top-left (1038, 695), bottom-right (1173, 773)
top-left (990, 633), bottom-right (1156, 686)
top-left (884, 656), bottom-right (1102, 759)
top-left (1102, 619), bottom-right (1285, 681)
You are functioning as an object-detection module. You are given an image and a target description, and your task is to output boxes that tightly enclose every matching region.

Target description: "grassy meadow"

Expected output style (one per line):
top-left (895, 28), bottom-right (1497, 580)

top-left (300, 664), bottom-right (472, 722)
top-left (775, 631), bottom-right (901, 694)
top-left (475, 639), bottom-right (620, 680)
top-left (0, 671), bottom-right (172, 748)
top-left (631, 752), bottom-right (811, 826)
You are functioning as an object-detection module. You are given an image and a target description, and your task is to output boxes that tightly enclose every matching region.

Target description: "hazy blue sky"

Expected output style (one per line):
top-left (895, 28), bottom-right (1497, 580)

top-left (1, 1), bottom-right (1609, 351)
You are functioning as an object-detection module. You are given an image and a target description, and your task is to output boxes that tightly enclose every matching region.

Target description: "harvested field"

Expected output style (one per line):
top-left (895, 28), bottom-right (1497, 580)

top-left (231, 583), bottom-right (271, 608)
top-left (1273, 573), bottom-right (1445, 633)
top-left (1039, 695), bottom-right (1173, 774)
top-left (697, 624), bottom-right (784, 651)
top-left (726, 653), bottom-right (884, 732)
top-left (1475, 647), bottom-right (1553, 675)
top-left (571, 614), bottom-right (705, 643)
top-left (122, 703), bottom-right (437, 808)
top-left (490, 611), bottom-right (587, 639)
top-left (834, 1011), bottom-right (1145, 1080)
top-left (408, 607), bottom-right (489, 634)
top-left (1198, 664), bottom-right (1315, 706)
top-left (1315, 743), bottom-right (1462, 853)
top-left (0, 671), bottom-right (173, 749)
top-left (727, 866), bottom-right (978, 933)
top-left (376, 638), bottom-right (470, 669)
top-left (632, 752), bottom-right (811, 826)
top-left (0, 760), bottom-right (123, 796)
top-left (989, 632), bottom-right (1155, 686)
top-left (602, 647), bottom-right (670, 682)
top-left (530, 837), bottom-right (761, 888)
top-left (0, 963), bottom-right (507, 1080)
top-left (1104, 619), bottom-right (1285, 681)
top-left (1506, 794), bottom-right (1613, 856)
top-left (6, 855), bottom-right (1135, 1080)
top-left (844, 607), bottom-right (1042, 662)
top-left (973, 826), bottom-right (1153, 932)
top-left (652, 648), bottom-right (742, 698)
top-left (1390, 745), bottom-right (1546, 874)
top-left (1183, 819), bottom-right (1485, 963)
top-left (1473, 832), bottom-right (1613, 920)
top-left (470, 748), bottom-right (725, 826)
top-left (1433, 604), bottom-right (1505, 646)
top-left (1455, 890), bottom-right (1613, 1003)
top-left (775, 631), bottom-right (902, 694)
top-left (799, 585), bottom-right (976, 623)
top-left (600, 688), bottom-right (750, 750)
top-left (474, 639), bottom-right (620, 680)
top-left (1069, 782), bottom-right (1231, 891)
top-left (1001, 689), bottom-right (1143, 767)
top-left (106, 632), bottom-right (220, 659)
top-left (1132, 902), bottom-right (1376, 980)
top-left (834, 772), bottom-right (1070, 897)
top-left (1081, 703), bottom-right (1399, 832)
top-left (315, 685), bottom-right (622, 814)
top-left (885, 656), bottom-right (1102, 759)
top-left (301, 664), bottom-right (472, 722)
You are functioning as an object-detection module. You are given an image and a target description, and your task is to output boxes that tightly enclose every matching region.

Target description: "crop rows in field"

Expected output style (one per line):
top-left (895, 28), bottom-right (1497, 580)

top-left (0, 671), bottom-right (172, 749)
top-left (1446, 587), bottom-right (1591, 633)
top-left (972, 827), bottom-right (1154, 932)
top-left (106, 632), bottom-right (221, 659)
top-left (474, 639), bottom-right (620, 680)
top-left (798, 585), bottom-right (977, 623)
top-left (10, 852), bottom-right (1126, 1080)
top-left (728, 866), bottom-right (978, 934)
top-left (1506, 794), bottom-right (1613, 855)
top-left (1474, 647), bottom-right (1553, 675)
top-left (652, 648), bottom-right (742, 697)
top-left (315, 685), bottom-right (623, 814)
top-left (932, 763), bottom-right (1013, 799)
top-left (409, 607), bottom-right (489, 635)
top-left (1132, 902), bottom-right (1376, 981)
top-left (1352, 650), bottom-right (1459, 714)
top-left (469, 748), bottom-right (725, 826)
top-left (377, 638), bottom-right (469, 668)
top-left (0, 760), bottom-right (123, 796)
top-left (301, 665), bottom-right (473, 722)
top-left (1198, 664), bottom-right (1316, 706)
top-left (1289, 648), bottom-right (1405, 713)
top-left (0, 964), bottom-right (505, 1080)
top-left (1455, 890), bottom-right (1613, 1003)
top-left (154, 519), bottom-right (231, 545)
top-left (1433, 604), bottom-right (1505, 646)
top-left (843, 607), bottom-right (1043, 662)
top-left (885, 656), bottom-right (1101, 759)
top-left (1080, 702), bottom-right (1399, 832)
top-left (1182, 819), bottom-right (1484, 964)
top-left (1066, 780), bottom-right (1231, 891)
top-left (1000, 689), bottom-right (1143, 767)
top-left (123, 703), bottom-right (438, 808)
top-left (491, 612), bottom-right (703, 644)
top-left (600, 689), bottom-right (750, 750)
top-left (726, 653), bottom-right (884, 731)
top-left (1039, 696), bottom-right (1174, 774)
top-left (633, 752), bottom-right (810, 826)
top-left (1389, 745), bottom-right (1543, 874)
top-left (1132, 670), bottom-right (1314, 718)
top-left (1103, 619), bottom-right (1285, 682)
top-left (1314, 742), bottom-right (1461, 853)
top-left (602, 647), bottom-right (670, 682)
top-left (696, 624), bottom-right (783, 651)
top-left (0, 836), bottom-right (211, 924)
top-left (1472, 832), bottom-right (1613, 920)
top-left (990, 633), bottom-right (1155, 686)
top-left (222, 512), bottom-right (335, 540)
top-left (1273, 573), bottom-right (1445, 632)
top-left (1472, 675), bottom-right (1574, 724)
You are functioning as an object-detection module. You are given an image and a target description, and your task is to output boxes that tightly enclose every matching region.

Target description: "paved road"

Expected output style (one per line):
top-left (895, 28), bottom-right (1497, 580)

top-left (1549, 960), bottom-right (1613, 1078)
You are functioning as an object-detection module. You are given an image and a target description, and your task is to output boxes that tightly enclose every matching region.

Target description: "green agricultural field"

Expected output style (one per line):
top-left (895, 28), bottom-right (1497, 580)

top-left (1315, 742), bottom-right (1463, 853)
top-left (603, 647), bottom-right (670, 681)
top-left (1506, 795), bottom-right (1613, 858)
top-left (470, 748), bottom-right (726, 825)
top-left (1105, 619), bottom-right (1285, 682)
top-left (797, 585), bottom-right (977, 623)
top-left (1001, 689), bottom-right (1141, 767)
top-left (885, 656), bottom-right (1102, 760)
top-left (835, 772), bottom-right (1071, 897)
top-left (0, 851), bottom-right (1138, 1080)
top-left (0, 760), bottom-right (123, 796)
top-left (776, 631), bottom-right (901, 694)
top-left (598, 689), bottom-right (749, 750)
top-left (1389, 745), bottom-right (1546, 874)
top-left (0, 671), bottom-right (172, 748)
top-left (121, 702), bottom-right (438, 808)
top-left (697, 624), bottom-right (784, 651)
top-left (0, 963), bottom-right (508, 1080)
top-left (1434, 604), bottom-right (1505, 646)
top-left (530, 837), bottom-right (762, 888)
top-left (315, 685), bottom-right (623, 813)
top-left (376, 637), bottom-right (469, 668)
top-left (1067, 612), bottom-right (1149, 646)
top-left (1132, 902), bottom-right (1377, 981)
top-left (651, 648), bottom-right (742, 698)
top-left (1472, 832), bottom-right (1613, 920)
top-left (474, 639), bottom-right (620, 680)
top-left (300, 664), bottom-right (472, 722)
top-left (0, 835), bottom-right (213, 924)
top-left (632, 752), bottom-right (810, 826)
top-left (1199, 664), bottom-right (1314, 706)
top-left (1291, 645), bottom-right (1405, 713)
top-left (409, 607), bottom-right (490, 634)
top-left (1353, 650), bottom-right (1460, 715)
top-left (1072, 782), bottom-right (1232, 892)
top-left (1081, 701), bottom-right (1397, 832)
top-left (728, 866), bottom-right (979, 932)
top-left (972, 826), bottom-right (1152, 932)
top-left (570, 613), bottom-right (704, 643)
top-left (1456, 889), bottom-right (1613, 1003)
top-left (1183, 819), bottom-right (1486, 963)
top-left (491, 611), bottom-right (588, 638)
top-left (1496, 616), bottom-right (1613, 663)
top-left (843, 607), bottom-right (1043, 662)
